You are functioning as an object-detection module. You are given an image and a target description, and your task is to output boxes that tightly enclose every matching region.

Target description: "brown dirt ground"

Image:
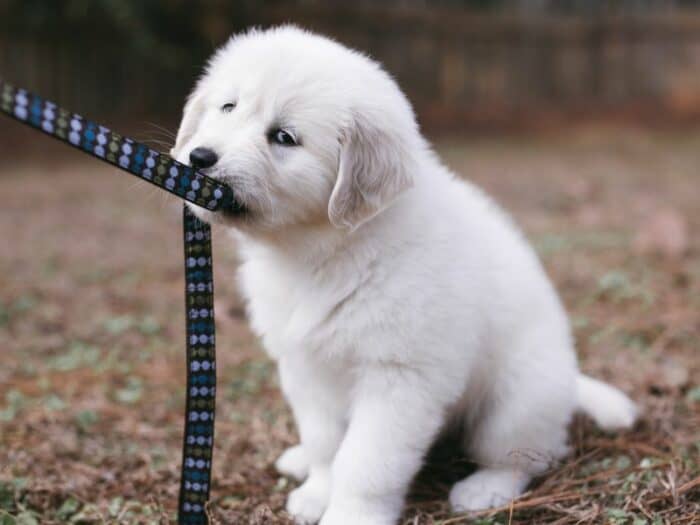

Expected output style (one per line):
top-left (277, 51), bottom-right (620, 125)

top-left (0, 125), bottom-right (698, 524)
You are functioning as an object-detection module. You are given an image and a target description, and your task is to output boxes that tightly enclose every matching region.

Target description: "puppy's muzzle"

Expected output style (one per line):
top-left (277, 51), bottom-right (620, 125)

top-left (188, 146), bottom-right (247, 216)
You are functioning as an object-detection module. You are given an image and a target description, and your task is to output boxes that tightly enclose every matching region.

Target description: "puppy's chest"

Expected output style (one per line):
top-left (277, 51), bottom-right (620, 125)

top-left (239, 256), bottom-right (363, 357)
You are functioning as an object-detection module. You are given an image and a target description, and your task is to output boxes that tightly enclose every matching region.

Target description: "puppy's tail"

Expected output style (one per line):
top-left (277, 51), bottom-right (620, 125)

top-left (576, 374), bottom-right (638, 431)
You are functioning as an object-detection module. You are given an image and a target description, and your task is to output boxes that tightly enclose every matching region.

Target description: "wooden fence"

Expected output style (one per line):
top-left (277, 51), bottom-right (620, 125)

top-left (2, 6), bottom-right (700, 130)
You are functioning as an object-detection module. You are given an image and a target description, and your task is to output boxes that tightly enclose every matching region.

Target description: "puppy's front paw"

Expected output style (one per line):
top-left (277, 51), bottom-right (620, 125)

top-left (449, 468), bottom-right (529, 512)
top-left (320, 500), bottom-right (397, 525)
top-left (276, 444), bottom-right (309, 481)
top-left (320, 510), bottom-right (394, 525)
top-left (286, 474), bottom-right (330, 524)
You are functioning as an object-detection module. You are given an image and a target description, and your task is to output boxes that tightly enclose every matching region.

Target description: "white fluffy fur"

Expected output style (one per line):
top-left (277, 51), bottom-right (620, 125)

top-left (172, 26), bottom-right (638, 525)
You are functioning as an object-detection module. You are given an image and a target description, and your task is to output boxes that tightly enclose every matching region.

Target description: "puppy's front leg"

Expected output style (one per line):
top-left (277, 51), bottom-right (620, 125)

top-left (320, 366), bottom-right (448, 525)
top-left (277, 353), bottom-right (348, 524)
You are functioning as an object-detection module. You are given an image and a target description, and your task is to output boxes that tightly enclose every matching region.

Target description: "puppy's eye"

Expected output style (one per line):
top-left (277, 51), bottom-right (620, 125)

top-left (269, 128), bottom-right (298, 147)
top-left (221, 102), bottom-right (236, 113)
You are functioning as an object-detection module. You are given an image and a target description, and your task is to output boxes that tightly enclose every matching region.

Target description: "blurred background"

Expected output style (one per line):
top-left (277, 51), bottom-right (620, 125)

top-left (1, 2), bottom-right (699, 524)
top-left (3, 0), bottom-right (700, 132)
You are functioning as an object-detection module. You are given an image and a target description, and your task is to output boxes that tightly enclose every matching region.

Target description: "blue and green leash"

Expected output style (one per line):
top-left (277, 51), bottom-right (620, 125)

top-left (0, 79), bottom-right (236, 525)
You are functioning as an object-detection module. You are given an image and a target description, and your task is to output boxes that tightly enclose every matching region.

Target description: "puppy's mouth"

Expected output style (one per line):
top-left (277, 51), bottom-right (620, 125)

top-left (221, 198), bottom-right (248, 218)
top-left (187, 197), bottom-right (249, 228)
top-left (216, 187), bottom-right (250, 221)
top-left (188, 169), bottom-right (253, 227)
top-left (196, 168), bottom-right (249, 219)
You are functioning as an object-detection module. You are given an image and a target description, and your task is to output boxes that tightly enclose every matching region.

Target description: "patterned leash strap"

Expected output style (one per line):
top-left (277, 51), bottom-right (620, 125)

top-left (0, 79), bottom-right (224, 525)
top-left (0, 79), bottom-right (234, 212)
top-left (180, 207), bottom-right (217, 525)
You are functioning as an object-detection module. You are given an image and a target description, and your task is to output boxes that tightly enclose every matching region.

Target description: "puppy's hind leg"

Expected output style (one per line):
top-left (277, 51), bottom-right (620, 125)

top-left (447, 394), bottom-right (535, 512)
top-left (450, 334), bottom-right (577, 512)
top-left (449, 467), bottom-right (530, 512)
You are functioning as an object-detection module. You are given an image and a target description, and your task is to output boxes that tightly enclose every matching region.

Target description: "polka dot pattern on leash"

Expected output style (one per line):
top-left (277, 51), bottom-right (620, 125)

top-left (179, 207), bottom-right (217, 525)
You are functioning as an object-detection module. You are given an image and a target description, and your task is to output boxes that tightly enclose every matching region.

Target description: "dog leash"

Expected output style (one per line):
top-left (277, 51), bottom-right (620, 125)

top-left (0, 79), bottom-right (233, 525)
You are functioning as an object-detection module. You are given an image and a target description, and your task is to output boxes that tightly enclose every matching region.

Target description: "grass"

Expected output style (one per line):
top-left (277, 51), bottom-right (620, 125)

top-left (0, 126), bottom-right (698, 524)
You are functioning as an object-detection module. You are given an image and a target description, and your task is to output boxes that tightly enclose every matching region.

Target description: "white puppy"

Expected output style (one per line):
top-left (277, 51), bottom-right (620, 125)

top-left (172, 26), bottom-right (638, 525)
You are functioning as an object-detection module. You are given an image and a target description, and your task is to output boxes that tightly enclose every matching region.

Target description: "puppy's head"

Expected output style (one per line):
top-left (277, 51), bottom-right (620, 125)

top-left (172, 26), bottom-right (421, 234)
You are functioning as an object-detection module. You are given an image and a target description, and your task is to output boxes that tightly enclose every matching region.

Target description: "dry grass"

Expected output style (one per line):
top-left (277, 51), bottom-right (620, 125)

top-left (0, 126), bottom-right (698, 524)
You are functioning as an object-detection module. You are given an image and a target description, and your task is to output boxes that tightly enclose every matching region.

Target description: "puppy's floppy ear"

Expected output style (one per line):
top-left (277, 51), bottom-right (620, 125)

top-left (171, 89), bottom-right (205, 158)
top-left (328, 111), bottom-right (414, 230)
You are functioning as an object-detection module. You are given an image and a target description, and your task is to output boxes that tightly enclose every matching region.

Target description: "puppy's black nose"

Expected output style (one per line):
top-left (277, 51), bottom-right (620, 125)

top-left (189, 147), bottom-right (219, 169)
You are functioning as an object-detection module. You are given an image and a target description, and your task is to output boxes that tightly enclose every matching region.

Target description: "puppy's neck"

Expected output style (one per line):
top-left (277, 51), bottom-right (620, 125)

top-left (235, 215), bottom-right (387, 272)
top-left (238, 221), bottom-right (349, 262)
